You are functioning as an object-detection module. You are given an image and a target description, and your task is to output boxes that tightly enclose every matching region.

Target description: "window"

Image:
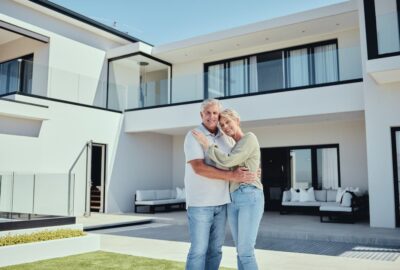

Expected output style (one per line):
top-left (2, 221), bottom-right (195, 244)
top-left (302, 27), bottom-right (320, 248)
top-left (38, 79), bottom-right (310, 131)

top-left (205, 40), bottom-right (339, 98)
top-left (0, 54), bottom-right (33, 95)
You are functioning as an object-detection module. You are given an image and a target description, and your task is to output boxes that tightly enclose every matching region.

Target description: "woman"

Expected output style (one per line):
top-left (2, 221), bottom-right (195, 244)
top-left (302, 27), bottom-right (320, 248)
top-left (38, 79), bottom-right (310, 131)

top-left (192, 108), bottom-right (264, 270)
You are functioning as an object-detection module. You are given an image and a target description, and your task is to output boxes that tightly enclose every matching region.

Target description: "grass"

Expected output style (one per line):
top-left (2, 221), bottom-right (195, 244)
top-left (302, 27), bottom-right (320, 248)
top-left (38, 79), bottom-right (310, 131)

top-left (1, 251), bottom-right (234, 270)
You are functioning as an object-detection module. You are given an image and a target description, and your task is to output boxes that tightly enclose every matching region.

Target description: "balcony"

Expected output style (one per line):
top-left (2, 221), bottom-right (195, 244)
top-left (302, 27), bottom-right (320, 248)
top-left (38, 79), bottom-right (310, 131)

top-left (122, 44), bottom-right (363, 133)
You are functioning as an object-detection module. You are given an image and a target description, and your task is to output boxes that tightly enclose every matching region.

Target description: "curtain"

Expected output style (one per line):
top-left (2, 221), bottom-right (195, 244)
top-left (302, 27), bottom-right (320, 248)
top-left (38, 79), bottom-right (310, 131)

top-left (208, 64), bottom-right (225, 98)
top-left (288, 48), bottom-right (309, 87)
top-left (321, 148), bottom-right (339, 189)
top-left (229, 59), bottom-right (248, 95)
top-left (249, 56), bottom-right (258, 93)
top-left (314, 44), bottom-right (338, 84)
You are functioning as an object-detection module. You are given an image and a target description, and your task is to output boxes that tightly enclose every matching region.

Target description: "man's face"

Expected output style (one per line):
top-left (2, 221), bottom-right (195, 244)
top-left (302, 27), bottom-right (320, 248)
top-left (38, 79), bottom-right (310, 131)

top-left (200, 104), bottom-right (219, 131)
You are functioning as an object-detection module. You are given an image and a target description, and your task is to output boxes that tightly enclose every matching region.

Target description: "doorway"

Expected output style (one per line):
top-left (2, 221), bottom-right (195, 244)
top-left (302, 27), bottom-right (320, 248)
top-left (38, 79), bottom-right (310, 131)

top-left (391, 127), bottom-right (400, 227)
top-left (90, 143), bottom-right (106, 213)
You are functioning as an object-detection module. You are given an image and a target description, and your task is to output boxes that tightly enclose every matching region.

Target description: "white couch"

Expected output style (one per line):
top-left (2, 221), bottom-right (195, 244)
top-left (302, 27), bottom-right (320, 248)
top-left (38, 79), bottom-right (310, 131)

top-left (134, 188), bottom-right (186, 213)
top-left (281, 188), bottom-right (367, 223)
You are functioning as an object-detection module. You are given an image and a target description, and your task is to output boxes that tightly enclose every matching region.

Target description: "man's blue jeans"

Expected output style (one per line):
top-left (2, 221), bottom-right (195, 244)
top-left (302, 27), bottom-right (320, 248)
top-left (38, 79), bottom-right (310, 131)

top-left (228, 185), bottom-right (264, 270)
top-left (185, 205), bottom-right (227, 270)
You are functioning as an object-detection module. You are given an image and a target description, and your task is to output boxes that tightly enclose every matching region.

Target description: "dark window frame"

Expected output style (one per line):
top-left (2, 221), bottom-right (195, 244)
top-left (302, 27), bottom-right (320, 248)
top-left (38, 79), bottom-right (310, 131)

top-left (0, 54), bottom-right (33, 94)
top-left (364, 0), bottom-right (400, 59)
top-left (391, 127), bottom-right (400, 227)
top-left (262, 144), bottom-right (341, 190)
top-left (204, 39), bottom-right (339, 99)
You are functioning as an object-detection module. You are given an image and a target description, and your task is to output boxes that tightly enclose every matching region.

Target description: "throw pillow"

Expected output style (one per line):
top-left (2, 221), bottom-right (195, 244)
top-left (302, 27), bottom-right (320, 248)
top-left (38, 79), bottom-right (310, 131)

top-left (340, 192), bottom-right (352, 207)
top-left (290, 188), bottom-right (300, 202)
top-left (299, 187), bottom-right (316, 202)
top-left (336, 187), bottom-right (348, 203)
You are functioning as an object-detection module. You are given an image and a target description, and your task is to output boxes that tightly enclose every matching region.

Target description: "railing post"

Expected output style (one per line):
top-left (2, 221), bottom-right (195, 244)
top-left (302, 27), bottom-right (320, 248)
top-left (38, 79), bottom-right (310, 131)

top-left (32, 174), bottom-right (36, 214)
top-left (84, 141), bottom-right (92, 217)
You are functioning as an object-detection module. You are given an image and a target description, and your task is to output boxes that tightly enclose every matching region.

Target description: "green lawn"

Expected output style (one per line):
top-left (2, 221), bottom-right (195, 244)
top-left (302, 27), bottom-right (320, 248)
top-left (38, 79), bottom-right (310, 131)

top-left (1, 251), bottom-right (234, 270)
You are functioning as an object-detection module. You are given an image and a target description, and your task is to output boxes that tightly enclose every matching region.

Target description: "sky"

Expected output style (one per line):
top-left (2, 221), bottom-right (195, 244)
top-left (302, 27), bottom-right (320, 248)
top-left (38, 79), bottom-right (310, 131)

top-left (51, 0), bottom-right (348, 45)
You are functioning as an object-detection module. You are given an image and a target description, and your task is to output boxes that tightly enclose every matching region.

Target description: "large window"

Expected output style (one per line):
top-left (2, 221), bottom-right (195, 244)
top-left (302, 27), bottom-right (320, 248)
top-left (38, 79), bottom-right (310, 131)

top-left (0, 54), bottom-right (33, 95)
top-left (205, 40), bottom-right (339, 98)
top-left (364, 0), bottom-right (400, 58)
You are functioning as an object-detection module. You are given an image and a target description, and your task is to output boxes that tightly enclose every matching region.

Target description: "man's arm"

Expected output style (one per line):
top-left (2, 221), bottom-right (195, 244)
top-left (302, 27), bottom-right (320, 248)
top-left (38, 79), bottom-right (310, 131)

top-left (188, 159), bottom-right (256, 183)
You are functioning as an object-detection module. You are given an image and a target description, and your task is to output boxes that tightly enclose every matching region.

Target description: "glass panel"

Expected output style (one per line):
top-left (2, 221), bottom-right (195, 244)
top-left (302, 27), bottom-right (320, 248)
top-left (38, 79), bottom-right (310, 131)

top-left (375, 0), bottom-right (400, 55)
top-left (257, 51), bottom-right (284, 92)
top-left (290, 149), bottom-right (312, 189)
top-left (314, 44), bottom-right (338, 84)
top-left (207, 64), bottom-right (225, 98)
top-left (317, 148), bottom-right (339, 189)
top-left (108, 55), bottom-right (170, 110)
top-left (396, 131), bottom-right (400, 220)
top-left (21, 57), bottom-right (33, 93)
top-left (288, 48), bottom-right (309, 87)
top-left (228, 59), bottom-right (248, 95)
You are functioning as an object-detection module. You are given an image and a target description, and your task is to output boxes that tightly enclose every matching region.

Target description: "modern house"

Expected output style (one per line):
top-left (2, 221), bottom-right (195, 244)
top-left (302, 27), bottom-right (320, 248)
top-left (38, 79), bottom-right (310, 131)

top-left (0, 0), bottom-right (399, 229)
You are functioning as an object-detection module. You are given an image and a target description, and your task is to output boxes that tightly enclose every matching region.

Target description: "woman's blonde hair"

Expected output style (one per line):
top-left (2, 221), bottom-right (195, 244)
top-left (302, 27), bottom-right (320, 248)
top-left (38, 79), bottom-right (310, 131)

top-left (219, 108), bottom-right (240, 123)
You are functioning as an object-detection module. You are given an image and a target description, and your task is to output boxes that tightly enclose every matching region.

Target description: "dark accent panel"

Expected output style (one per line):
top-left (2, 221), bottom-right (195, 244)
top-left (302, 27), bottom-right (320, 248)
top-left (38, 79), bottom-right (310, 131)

top-left (0, 212), bottom-right (75, 231)
top-left (28, 0), bottom-right (151, 45)
top-left (364, 0), bottom-right (379, 59)
top-left (391, 127), bottom-right (400, 227)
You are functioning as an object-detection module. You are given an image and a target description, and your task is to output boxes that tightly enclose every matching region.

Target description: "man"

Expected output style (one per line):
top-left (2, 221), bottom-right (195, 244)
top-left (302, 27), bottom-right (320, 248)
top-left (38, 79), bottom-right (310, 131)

top-left (184, 98), bottom-right (256, 270)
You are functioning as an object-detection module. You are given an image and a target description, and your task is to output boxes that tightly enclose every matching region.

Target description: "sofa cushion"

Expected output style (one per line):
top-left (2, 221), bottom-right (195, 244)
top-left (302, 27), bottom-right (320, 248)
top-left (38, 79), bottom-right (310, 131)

top-left (135, 198), bottom-right (186, 205)
top-left (319, 205), bottom-right (352, 212)
top-left (282, 190), bottom-right (291, 202)
top-left (327, 189), bottom-right (337, 202)
top-left (156, 189), bottom-right (173, 200)
top-left (136, 190), bottom-right (156, 201)
top-left (282, 201), bottom-right (321, 207)
top-left (290, 188), bottom-right (300, 202)
top-left (299, 187), bottom-right (316, 202)
top-left (315, 190), bottom-right (327, 202)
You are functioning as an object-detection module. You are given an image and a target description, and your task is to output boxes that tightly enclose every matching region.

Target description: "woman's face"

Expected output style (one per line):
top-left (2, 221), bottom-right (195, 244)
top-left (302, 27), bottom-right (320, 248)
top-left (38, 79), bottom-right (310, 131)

top-left (219, 116), bottom-right (239, 137)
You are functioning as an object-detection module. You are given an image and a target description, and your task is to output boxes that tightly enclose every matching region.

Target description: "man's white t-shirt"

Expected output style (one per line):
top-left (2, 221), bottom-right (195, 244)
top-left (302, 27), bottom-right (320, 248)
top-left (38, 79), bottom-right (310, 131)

top-left (184, 124), bottom-right (233, 207)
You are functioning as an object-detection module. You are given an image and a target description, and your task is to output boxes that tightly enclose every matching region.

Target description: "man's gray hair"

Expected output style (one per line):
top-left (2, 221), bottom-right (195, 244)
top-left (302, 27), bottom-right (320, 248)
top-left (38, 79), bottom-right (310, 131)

top-left (200, 98), bottom-right (223, 113)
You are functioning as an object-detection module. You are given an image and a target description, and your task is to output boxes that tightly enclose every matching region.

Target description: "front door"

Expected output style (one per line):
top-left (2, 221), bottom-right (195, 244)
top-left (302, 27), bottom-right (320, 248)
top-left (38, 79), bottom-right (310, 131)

top-left (261, 148), bottom-right (289, 210)
top-left (392, 127), bottom-right (400, 227)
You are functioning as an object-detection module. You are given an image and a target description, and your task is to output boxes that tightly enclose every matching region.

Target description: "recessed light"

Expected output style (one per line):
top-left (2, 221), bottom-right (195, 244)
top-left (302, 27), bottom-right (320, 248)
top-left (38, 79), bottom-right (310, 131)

top-left (265, 37), bottom-right (269, 40)
top-left (336, 23), bottom-right (340, 26)
top-left (235, 44), bottom-right (240, 47)
top-left (209, 49), bottom-right (213, 52)
top-left (184, 53), bottom-right (188, 56)
top-left (302, 30), bottom-right (306, 33)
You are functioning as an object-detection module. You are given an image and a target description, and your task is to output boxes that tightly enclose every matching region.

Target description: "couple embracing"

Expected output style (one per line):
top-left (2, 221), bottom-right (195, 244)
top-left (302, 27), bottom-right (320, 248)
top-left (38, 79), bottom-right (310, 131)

top-left (184, 98), bottom-right (264, 270)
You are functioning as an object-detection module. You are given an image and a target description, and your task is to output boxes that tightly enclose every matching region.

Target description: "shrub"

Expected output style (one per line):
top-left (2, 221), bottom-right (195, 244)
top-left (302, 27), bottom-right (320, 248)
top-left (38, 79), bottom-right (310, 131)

top-left (0, 229), bottom-right (85, 247)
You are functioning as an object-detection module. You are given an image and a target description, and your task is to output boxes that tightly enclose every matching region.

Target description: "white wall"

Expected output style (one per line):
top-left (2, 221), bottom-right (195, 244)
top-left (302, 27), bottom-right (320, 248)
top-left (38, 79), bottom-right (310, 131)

top-left (172, 119), bottom-right (368, 191)
top-left (107, 131), bottom-right (173, 213)
top-left (357, 0), bottom-right (400, 228)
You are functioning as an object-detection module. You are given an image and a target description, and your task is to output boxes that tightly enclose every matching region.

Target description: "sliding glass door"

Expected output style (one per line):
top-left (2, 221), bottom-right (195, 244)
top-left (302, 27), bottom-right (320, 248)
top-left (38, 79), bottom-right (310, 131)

top-left (392, 127), bottom-right (400, 227)
top-left (0, 54), bottom-right (33, 95)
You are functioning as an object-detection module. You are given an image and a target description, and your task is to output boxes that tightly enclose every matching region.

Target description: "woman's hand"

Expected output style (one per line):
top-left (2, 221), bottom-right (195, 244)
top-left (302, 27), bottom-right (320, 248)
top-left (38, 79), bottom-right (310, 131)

top-left (192, 129), bottom-right (210, 150)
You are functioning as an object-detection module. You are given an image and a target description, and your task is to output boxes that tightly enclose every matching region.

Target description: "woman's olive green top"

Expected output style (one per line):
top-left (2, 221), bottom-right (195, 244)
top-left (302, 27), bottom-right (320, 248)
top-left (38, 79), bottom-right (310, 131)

top-left (207, 132), bottom-right (263, 193)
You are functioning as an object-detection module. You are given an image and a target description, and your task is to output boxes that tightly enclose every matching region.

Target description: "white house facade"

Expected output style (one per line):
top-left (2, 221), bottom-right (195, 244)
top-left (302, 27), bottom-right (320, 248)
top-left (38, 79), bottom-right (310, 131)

top-left (0, 0), bottom-right (399, 229)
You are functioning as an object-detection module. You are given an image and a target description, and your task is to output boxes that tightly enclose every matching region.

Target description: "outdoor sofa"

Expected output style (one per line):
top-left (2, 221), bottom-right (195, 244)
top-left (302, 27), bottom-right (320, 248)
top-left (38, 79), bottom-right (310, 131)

top-left (281, 187), bottom-right (368, 223)
top-left (134, 188), bottom-right (186, 213)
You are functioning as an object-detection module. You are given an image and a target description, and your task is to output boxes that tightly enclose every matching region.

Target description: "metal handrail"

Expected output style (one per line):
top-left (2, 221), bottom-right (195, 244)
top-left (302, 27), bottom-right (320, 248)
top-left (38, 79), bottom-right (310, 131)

top-left (68, 140), bottom-right (92, 216)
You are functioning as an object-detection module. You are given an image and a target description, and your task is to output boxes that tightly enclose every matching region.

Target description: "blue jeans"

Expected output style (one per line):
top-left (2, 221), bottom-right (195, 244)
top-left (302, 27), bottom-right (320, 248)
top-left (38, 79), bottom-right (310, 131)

top-left (186, 205), bottom-right (227, 270)
top-left (228, 185), bottom-right (264, 270)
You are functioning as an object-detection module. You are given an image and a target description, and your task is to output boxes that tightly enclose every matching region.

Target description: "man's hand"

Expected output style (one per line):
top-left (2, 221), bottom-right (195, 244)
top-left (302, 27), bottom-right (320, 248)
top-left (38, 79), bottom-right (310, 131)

top-left (231, 167), bottom-right (257, 183)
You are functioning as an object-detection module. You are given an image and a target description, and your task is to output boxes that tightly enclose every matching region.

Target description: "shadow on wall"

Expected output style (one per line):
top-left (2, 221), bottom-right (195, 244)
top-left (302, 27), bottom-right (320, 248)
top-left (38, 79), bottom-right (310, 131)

top-left (107, 129), bottom-right (174, 213)
top-left (0, 115), bottom-right (42, 137)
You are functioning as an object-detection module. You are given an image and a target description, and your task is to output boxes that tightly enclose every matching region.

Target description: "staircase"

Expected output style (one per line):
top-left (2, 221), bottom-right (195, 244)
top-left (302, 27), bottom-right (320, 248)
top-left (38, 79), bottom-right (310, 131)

top-left (90, 186), bottom-right (101, 212)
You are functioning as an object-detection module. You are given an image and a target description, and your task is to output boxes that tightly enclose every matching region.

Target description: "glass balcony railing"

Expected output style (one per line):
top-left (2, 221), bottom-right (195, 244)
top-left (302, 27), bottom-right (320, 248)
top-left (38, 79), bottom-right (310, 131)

top-left (0, 45), bottom-right (362, 112)
top-left (0, 172), bottom-right (76, 216)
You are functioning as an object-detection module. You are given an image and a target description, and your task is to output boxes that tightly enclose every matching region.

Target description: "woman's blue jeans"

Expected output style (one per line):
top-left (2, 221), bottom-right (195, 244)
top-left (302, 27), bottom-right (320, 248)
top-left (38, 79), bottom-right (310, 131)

top-left (228, 185), bottom-right (264, 270)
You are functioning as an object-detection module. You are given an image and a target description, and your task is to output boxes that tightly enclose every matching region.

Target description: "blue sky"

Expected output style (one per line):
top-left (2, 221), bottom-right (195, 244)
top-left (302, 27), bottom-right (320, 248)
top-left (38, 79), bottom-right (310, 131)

top-left (51, 0), bottom-right (347, 45)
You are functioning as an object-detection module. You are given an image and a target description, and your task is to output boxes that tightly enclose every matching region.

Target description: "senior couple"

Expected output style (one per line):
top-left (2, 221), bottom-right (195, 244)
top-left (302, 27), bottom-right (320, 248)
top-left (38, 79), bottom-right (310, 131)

top-left (184, 98), bottom-right (264, 270)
